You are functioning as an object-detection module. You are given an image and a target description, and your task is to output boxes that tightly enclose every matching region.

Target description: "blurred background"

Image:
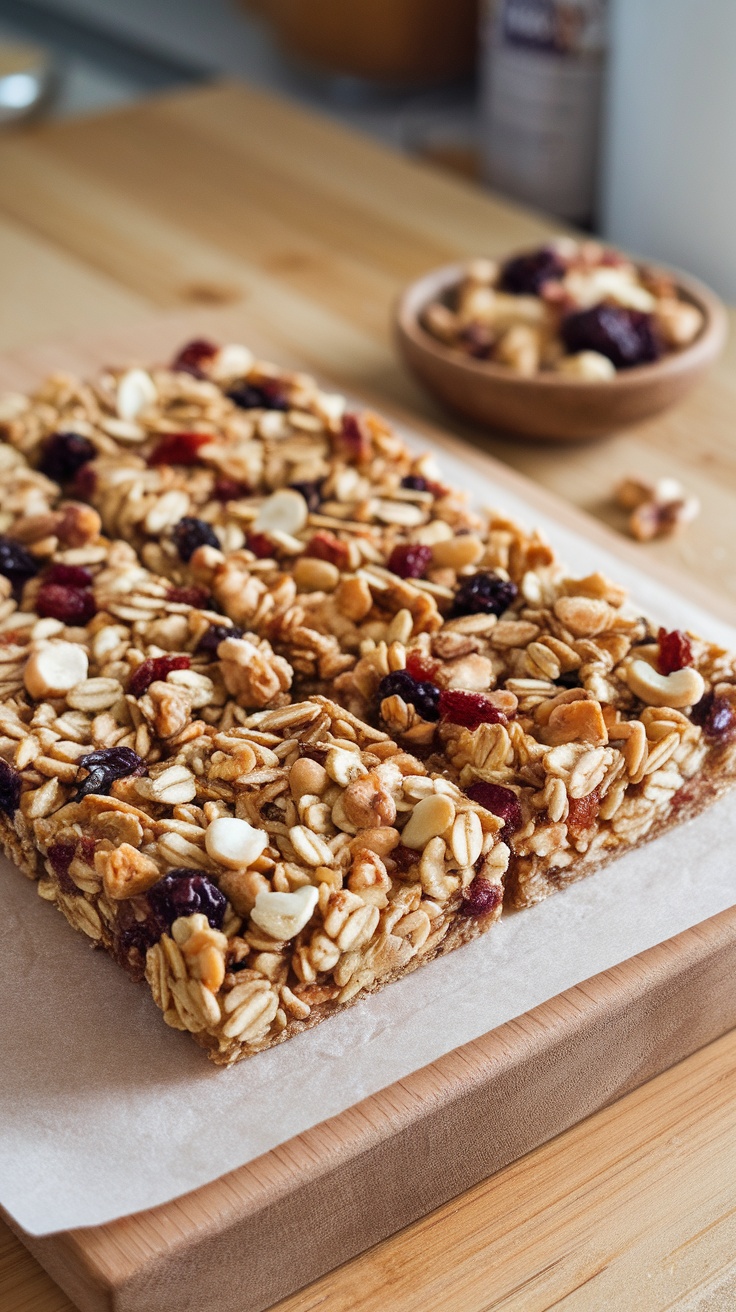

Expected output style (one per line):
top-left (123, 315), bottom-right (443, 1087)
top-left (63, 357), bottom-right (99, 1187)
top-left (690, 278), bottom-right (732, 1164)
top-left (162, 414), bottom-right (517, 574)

top-left (0, 0), bottom-right (733, 297)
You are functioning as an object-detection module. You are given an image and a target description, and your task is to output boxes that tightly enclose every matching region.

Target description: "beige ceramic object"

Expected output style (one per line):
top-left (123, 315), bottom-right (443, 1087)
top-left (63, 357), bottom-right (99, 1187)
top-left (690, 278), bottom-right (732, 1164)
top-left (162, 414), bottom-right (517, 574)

top-left (395, 262), bottom-right (728, 441)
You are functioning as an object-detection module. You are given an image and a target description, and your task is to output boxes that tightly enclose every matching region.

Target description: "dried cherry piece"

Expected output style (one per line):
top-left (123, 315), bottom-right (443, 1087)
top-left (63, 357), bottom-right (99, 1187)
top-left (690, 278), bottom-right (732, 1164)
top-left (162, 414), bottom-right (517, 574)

top-left (72, 463), bottom-right (97, 499)
top-left (438, 690), bottom-right (507, 731)
top-left (561, 304), bottom-right (663, 369)
top-left (405, 652), bottom-right (439, 683)
top-left (39, 431), bottom-right (96, 484)
top-left (148, 869), bottom-right (226, 930)
top-left (387, 543), bottom-right (432, 580)
top-left (460, 876), bottom-right (502, 918)
top-left (391, 844), bottom-right (419, 873)
top-left (166, 585), bottom-right (210, 607)
top-left (227, 381), bottom-right (289, 411)
top-left (196, 622), bottom-right (244, 654)
top-left (44, 564), bottom-right (93, 588)
top-left (47, 841), bottom-right (77, 896)
top-left (0, 758), bottom-right (21, 817)
top-left (115, 914), bottom-right (166, 974)
top-left (73, 747), bottom-right (146, 801)
top-left (499, 246), bottom-right (567, 295)
top-left (401, 474), bottom-right (429, 492)
top-left (465, 781), bottom-right (522, 834)
top-left (451, 572), bottom-right (518, 618)
top-left (36, 582), bottom-right (96, 625)
top-left (377, 670), bottom-right (440, 722)
top-left (458, 322), bottom-right (495, 359)
top-left (128, 654), bottom-right (191, 697)
top-left (213, 476), bottom-right (249, 503)
top-left (246, 532), bottom-right (276, 559)
top-left (339, 412), bottom-right (371, 462)
top-left (171, 338), bottom-right (218, 376)
top-left (303, 531), bottom-right (350, 569)
top-left (566, 790), bottom-right (600, 837)
top-left (147, 432), bottom-right (212, 466)
top-left (0, 536), bottom-right (39, 591)
top-left (172, 516), bottom-right (220, 562)
top-left (691, 692), bottom-right (736, 741)
top-left (657, 627), bottom-right (694, 675)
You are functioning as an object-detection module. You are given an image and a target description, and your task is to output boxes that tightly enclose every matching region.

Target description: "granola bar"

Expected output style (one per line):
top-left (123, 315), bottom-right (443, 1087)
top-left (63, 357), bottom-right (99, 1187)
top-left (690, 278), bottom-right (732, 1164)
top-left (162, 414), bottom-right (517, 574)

top-left (0, 341), bottom-right (735, 1065)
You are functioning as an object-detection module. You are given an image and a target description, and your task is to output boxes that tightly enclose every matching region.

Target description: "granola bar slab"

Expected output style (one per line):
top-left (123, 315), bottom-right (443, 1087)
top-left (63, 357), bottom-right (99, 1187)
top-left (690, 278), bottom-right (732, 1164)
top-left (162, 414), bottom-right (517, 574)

top-left (1, 341), bottom-right (736, 1067)
top-left (24, 698), bottom-right (507, 1065)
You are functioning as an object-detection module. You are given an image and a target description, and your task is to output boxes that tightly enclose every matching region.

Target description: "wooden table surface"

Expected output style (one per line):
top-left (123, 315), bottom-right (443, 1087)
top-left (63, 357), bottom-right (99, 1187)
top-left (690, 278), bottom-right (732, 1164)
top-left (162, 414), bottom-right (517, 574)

top-left (0, 81), bottom-right (734, 1311)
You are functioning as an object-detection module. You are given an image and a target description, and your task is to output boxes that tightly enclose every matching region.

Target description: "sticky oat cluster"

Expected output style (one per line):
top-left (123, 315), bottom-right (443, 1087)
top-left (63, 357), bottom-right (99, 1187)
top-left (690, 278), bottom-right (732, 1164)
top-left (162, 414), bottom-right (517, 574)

top-left (0, 337), bottom-right (733, 1064)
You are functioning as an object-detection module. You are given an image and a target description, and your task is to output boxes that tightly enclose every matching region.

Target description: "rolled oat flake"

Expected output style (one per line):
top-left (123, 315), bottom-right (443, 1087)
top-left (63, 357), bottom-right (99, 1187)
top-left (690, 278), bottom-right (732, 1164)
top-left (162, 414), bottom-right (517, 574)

top-left (480, 0), bottom-right (608, 224)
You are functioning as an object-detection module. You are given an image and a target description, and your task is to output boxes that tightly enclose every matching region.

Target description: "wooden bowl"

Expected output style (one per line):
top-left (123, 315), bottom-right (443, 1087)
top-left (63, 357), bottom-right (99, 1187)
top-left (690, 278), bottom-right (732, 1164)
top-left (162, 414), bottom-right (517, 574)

top-left (395, 262), bottom-right (728, 441)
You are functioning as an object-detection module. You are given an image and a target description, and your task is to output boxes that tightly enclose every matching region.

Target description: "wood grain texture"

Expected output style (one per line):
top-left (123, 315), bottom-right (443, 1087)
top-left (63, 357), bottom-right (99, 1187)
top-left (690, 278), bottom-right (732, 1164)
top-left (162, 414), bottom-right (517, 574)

top-left (0, 83), bottom-right (733, 1312)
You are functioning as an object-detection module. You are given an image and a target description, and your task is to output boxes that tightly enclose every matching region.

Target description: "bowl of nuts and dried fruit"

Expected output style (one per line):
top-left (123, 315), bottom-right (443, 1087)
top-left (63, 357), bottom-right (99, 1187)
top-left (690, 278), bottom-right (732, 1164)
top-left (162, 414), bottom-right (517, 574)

top-left (395, 239), bottom-right (727, 440)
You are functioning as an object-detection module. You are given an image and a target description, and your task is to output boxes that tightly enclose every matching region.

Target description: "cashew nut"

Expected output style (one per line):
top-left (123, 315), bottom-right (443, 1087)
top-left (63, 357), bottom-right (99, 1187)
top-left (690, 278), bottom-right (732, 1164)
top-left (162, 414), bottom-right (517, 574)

top-left (626, 658), bottom-right (705, 709)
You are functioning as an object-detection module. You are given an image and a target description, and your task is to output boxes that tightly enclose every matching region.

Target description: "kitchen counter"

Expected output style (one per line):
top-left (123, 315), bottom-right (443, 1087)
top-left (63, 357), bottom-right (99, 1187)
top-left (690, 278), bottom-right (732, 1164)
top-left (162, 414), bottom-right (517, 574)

top-left (0, 81), bottom-right (735, 1312)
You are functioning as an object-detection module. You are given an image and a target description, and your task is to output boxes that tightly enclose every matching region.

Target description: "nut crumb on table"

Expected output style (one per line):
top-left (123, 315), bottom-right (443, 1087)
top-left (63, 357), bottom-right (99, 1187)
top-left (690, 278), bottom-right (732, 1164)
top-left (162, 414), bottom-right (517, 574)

top-left (0, 339), bottom-right (733, 1065)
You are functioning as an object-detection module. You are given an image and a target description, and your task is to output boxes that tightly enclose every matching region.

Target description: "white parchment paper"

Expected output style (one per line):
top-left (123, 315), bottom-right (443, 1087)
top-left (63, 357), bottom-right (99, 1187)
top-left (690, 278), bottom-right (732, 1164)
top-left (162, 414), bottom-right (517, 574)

top-left (2, 438), bottom-right (735, 1237)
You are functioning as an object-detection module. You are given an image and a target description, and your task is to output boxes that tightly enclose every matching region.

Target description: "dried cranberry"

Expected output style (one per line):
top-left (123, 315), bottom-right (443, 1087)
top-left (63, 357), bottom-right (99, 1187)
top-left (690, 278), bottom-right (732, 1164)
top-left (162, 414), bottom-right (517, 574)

top-left (47, 841), bottom-right (77, 896)
top-left (691, 692), bottom-right (736, 742)
top-left (73, 463), bottom-right (97, 499)
top-left (39, 430), bottom-right (96, 484)
top-left (377, 670), bottom-right (440, 722)
top-left (439, 690), bottom-right (507, 731)
top-left (166, 585), bottom-right (210, 607)
top-left (196, 622), bottom-right (244, 654)
top-left (387, 543), bottom-right (432, 580)
top-left (128, 654), bottom-right (191, 697)
top-left (213, 476), bottom-right (249, 502)
top-left (458, 322), bottom-right (495, 359)
top-left (227, 381), bottom-right (289, 411)
top-left (391, 844), bottom-right (419, 872)
top-left (451, 572), bottom-right (518, 618)
top-left (36, 583), bottom-right (96, 625)
top-left (303, 531), bottom-right (350, 569)
top-left (405, 652), bottom-right (439, 683)
top-left (171, 338), bottom-right (218, 376)
top-left (115, 914), bottom-right (165, 973)
top-left (561, 304), bottom-right (663, 369)
top-left (499, 246), bottom-right (567, 295)
top-left (460, 876), bottom-right (502, 918)
top-left (339, 412), bottom-right (371, 461)
top-left (246, 532), bottom-right (276, 559)
top-left (401, 474), bottom-right (429, 492)
top-left (44, 564), bottom-right (93, 588)
top-left (148, 869), bottom-right (226, 930)
top-left (465, 781), bottom-right (523, 834)
top-left (657, 627), bottom-right (694, 675)
top-left (0, 536), bottom-right (39, 591)
top-left (567, 790), bottom-right (600, 837)
top-left (290, 480), bottom-right (323, 512)
top-left (74, 747), bottom-right (146, 801)
top-left (78, 835), bottom-right (96, 865)
top-left (172, 516), bottom-right (220, 562)
top-left (0, 759), bottom-right (21, 816)
top-left (147, 432), bottom-right (211, 466)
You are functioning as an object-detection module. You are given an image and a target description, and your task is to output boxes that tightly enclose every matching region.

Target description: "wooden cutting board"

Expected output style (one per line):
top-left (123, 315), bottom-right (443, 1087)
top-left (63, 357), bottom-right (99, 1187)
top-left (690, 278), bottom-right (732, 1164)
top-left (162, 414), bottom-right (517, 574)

top-left (1, 313), bottom-right (736, 1312)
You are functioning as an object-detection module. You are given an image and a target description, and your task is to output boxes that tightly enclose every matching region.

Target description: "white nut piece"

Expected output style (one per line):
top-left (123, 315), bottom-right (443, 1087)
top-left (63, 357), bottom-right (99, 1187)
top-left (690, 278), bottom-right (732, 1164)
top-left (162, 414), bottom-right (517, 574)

top-left (556, 351), bottom-right (616, 381)
top-left (205, 816), bottom-right (268, 869)
top-left (24, 643), bottom-right (89, 699)
top-left (210, 343), bottom-right (254, 382)
top-left (250, 885), bottom-right (319, 942)
top-left (117, 368), bottom-right (157, 421)
top-left (401, 793), bottom-right (456, 850)
top-left (254, 489), bottom-right (308, 536)
top-left (626, 658), bottom-right (705, 709)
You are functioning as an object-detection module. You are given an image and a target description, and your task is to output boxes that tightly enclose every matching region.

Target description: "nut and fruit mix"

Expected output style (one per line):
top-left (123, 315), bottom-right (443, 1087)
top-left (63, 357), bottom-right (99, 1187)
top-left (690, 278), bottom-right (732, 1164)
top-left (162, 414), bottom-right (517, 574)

top-left (0, 339), bottom-right (733, 1065)
top-left (421, 239), bottom-right (705, 379)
